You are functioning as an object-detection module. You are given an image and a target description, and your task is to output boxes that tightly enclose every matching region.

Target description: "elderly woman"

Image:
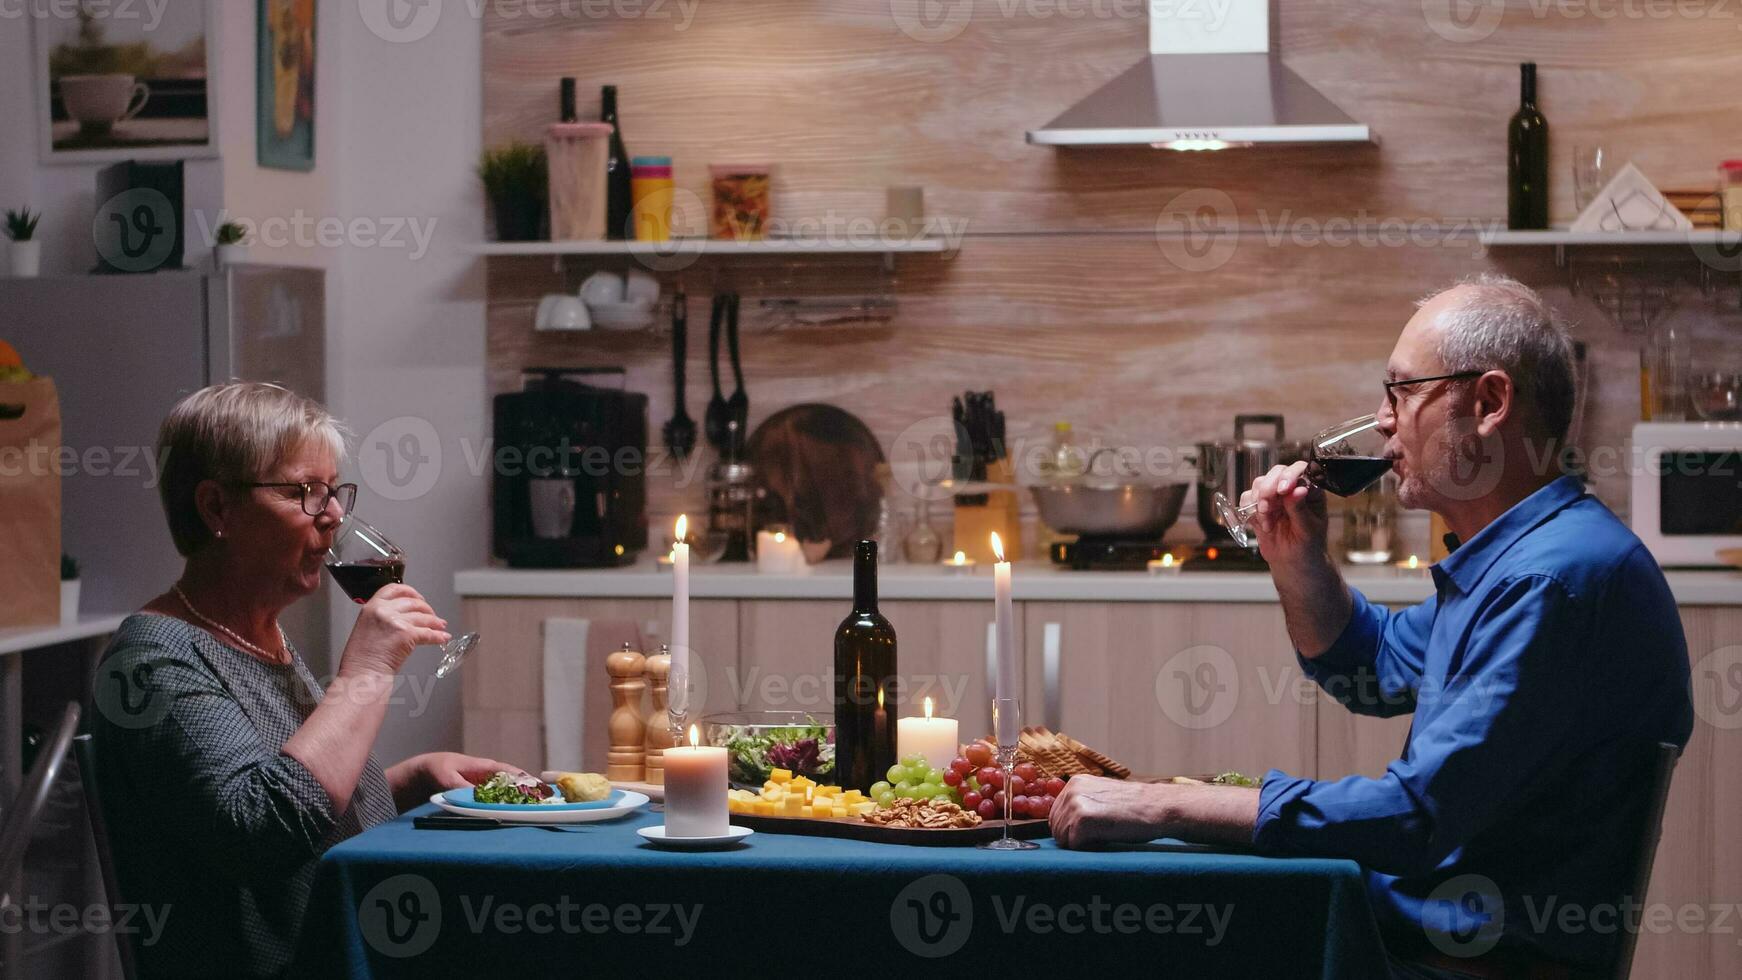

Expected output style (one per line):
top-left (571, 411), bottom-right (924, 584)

top-left (91, 382), bottom-right (523, 979)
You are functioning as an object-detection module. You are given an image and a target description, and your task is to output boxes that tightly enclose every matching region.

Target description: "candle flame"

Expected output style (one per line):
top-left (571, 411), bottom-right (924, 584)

top-left (1408, 555), bottom-right (1420, 569)
top-left (990, 532), bottom-right (1006, 563)
top-left (953, 550), bottom-right (966, 565)
top-left (1161, 554), bottom-right (1175, 567)
top-left (688, 724), bottom-right (699, 748)
top-left (924, 696), bottom-right (933, 720)
top-left (774, 531), bottom-right (786, 543)
top-left (675, 514), bottom-right (688, 540)
top-left (877, 685), bottom-right (885, 709)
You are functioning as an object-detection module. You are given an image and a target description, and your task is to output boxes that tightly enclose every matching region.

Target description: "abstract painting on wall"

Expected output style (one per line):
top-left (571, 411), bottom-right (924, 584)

top-left (257, 0), bottom-right (316, 171)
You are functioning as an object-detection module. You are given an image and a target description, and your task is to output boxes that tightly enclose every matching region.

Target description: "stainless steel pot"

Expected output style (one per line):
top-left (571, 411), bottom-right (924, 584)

top-left (1194, 414), bottom-right (1308, 541)
top-left (1030, 482), bottom-right (1188, 538)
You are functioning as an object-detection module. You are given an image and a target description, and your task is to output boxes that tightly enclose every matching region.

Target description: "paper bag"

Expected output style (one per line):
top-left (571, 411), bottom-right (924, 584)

top-left (0, 377), bottom-right (62, 627)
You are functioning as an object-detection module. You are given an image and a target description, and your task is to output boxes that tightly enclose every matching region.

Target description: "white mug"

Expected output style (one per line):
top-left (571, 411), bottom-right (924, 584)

top-left (535, 294), bottom-right (592, 331)
top-left (59, 74), bottom-right (150, 132)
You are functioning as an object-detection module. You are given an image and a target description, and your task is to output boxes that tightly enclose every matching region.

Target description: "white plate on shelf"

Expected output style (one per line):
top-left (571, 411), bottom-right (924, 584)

top-left (636, 825), bottom-right (754, 849)
top-left (430, 789), bottom-right (649, 824)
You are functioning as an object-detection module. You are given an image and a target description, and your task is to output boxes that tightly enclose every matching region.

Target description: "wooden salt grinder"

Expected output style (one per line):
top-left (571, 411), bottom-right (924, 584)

top-left (643, 645), bottom-right (674, 786)
top-left (606, 642), bottom-right (647, 782)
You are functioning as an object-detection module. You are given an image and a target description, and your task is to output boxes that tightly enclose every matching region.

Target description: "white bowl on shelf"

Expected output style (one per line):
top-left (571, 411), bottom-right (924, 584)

top-left (587, 301), bottom-right (657, 331)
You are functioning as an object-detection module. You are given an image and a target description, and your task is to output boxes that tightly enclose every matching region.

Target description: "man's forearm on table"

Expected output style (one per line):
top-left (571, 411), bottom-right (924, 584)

top-left (1162, 785), bottom-right (1261, 846)
top-left (1272, 551), bottom-right (1354, 659)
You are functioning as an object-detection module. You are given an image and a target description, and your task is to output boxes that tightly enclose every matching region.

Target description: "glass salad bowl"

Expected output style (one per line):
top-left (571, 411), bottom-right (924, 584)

top-left (701, 711), bottom-right (835, 788)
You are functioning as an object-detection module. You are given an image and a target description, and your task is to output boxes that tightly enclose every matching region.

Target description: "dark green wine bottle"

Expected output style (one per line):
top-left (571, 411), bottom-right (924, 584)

top-left (834, 540), bottom-right (897, 792)
top-left (1508, 62), bottom-right (1549, 230)
top-left (601, 86), bottom-right (633, 241)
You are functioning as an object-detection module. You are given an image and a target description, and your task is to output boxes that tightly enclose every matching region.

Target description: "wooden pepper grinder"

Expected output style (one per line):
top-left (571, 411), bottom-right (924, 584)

top-left (643, 644), bottom-right (674, 786)
top-left (606, 641), bottom-right (647, 782)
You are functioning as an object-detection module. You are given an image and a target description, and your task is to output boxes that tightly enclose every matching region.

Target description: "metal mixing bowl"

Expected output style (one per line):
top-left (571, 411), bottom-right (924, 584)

top-left (1029, 482), bottom-right (1189, 538)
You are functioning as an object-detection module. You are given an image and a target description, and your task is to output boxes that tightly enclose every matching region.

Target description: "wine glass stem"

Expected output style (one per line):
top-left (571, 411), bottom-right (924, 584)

top-left (1001, 760), bottom-right (1013, 842)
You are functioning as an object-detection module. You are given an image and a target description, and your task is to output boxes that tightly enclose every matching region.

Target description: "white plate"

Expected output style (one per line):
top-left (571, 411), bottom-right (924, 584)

top-left (430, 789), bottom-right (649, 824)
top-left (636, 825), bottom-right (754, 849)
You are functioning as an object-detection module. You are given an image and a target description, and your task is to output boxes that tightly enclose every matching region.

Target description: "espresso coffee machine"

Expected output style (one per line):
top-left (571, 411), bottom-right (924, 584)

top-left (492, 368), bottom-right (648, 568)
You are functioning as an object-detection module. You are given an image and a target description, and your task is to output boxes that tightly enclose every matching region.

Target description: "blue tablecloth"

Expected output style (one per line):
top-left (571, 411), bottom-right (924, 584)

top-left (296, 804), bottom-right (1392, 978)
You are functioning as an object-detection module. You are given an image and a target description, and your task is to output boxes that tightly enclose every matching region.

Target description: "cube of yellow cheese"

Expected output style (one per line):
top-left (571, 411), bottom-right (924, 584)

top-left (769, 768), bottom-right (793, 783)
top-left (842, 790), bottom-right (865, 804)
top-left (782, 794), bottom-right (805, 815)
top-left (820, 785), bottom-right (842, 796)
top-left (849, 801), bottom-right (878, 816)
top-left (760, 787), bottom-right (784, 802)
top-left (790, 776), bottom-right (815, 789)
top-left (832, 806), bottom-right (849, 818)
top-left (753, 799), bottom-right (777, 816)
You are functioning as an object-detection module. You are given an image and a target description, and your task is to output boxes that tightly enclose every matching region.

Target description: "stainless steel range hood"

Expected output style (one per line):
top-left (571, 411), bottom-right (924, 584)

top-left (1025, 0), bottom-right (1372, 149)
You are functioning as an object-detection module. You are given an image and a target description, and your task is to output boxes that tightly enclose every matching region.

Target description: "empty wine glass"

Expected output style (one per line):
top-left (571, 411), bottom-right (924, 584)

top-left (1215, 414), bottom-right (1394, 550)
top-left (977, 697), bottom-right (1039, 851)
top-left (325, 515), bottom-right (480, 679)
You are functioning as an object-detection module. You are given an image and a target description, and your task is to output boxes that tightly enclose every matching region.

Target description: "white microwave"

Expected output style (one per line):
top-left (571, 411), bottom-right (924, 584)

top-left (1631, 422), bottom-right (1742, 566)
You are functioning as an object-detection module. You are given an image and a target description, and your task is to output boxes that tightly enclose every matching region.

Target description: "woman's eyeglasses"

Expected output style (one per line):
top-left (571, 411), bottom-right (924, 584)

top-left (241, 481), bottom-right (358, 517)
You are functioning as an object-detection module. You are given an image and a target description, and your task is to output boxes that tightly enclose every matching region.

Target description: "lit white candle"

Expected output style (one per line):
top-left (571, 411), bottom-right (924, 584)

top-left (755, 529), bottom-right (805, 574)
top-left (942, 550), bottom-right (977, 574)
top-left (662, 725), bottom-right (728, 838)
top-left (671, 515), bottom-right (690, 722)
top-left (991, 532), bottom-right (1016, 703)
top-left (896, 697), bottom-right (959, 773)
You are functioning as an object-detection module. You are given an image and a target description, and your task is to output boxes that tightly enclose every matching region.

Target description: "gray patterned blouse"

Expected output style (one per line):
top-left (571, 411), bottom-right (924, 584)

top-left (90, 613), bottom-right (397, 979)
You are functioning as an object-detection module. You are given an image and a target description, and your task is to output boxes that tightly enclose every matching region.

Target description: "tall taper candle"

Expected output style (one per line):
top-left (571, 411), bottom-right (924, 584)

top-left (991, 532), bottom-right (1015, 703)
top-left (671, 515), bottom-right (691, 723)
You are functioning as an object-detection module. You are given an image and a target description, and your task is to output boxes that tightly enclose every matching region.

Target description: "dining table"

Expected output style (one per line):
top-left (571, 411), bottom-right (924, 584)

top-left (295, 801), bottom-right (1394, 978)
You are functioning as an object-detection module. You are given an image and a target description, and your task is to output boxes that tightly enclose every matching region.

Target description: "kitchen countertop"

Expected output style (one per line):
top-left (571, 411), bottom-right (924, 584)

top-left (456, 560), bottom-right (1742, 605)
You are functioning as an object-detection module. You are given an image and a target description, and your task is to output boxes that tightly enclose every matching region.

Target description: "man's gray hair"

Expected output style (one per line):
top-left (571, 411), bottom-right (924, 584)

top-left (1419, 274), bottom-right (1577, 442)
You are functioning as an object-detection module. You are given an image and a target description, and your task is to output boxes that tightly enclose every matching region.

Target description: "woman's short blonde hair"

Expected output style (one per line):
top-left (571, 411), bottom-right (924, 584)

top-left (157, 382), bottom-right (349, 555)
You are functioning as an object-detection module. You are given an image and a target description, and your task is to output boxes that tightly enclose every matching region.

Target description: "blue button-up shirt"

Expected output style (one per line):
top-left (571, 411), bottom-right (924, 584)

top-left (1254, 476), bottom-right (1692, 969)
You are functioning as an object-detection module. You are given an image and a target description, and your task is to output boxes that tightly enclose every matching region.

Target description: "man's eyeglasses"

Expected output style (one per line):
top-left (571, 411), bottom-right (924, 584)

top-left (1383, 371), bottom-right (1483, 411)
top-left (241, 481), bottom-right (358, 517)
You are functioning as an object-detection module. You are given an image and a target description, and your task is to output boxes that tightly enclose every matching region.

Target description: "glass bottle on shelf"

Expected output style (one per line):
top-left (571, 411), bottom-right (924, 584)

top-left (902, 497), bottom-right (943, 563)
top-left (872, 464), bottom-right (905, 564)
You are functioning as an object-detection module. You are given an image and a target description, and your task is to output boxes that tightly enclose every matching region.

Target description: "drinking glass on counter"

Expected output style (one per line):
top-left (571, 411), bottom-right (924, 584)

top-left (1216, 414), bottom-right (1394, 550)
top-left (325, 515), bottom-right (480, 679)
top-left (1572, 145), bottom-right (1609, 212)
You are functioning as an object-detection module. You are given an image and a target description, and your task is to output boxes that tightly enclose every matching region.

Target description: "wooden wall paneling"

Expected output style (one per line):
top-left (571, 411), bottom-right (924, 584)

top-left (1022, 600), bottom-right (1315, 779)
top-left (460, 597), bottom-right (737, 769)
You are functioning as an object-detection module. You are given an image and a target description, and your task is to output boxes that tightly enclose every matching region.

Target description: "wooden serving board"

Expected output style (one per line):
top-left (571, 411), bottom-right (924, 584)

top-left (729, 811), bottom-right (1051, 847)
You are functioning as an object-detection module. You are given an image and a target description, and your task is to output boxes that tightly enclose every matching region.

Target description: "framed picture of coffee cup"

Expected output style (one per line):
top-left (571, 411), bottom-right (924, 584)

top-left (256, 0), bottom-right (315, 171)
top-left (33, 0), bottom-right (219, 164)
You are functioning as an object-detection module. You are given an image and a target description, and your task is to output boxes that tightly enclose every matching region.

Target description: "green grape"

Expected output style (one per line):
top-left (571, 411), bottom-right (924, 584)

top-left (886, 765), bottom-right (908, 785)
top-left (895, 781), bottom-right (917, 796)
top-left (869, 780), bottom-right (892, 797)
top-left (923, 768), bottom-right (945, 785)
top-left (902, 754), bottom-right (926, 768)
top-left (876, 790), bottom-right (895, 806)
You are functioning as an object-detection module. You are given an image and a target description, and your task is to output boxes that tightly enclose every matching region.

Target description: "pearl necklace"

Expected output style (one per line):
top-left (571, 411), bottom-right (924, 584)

top-left (172, 583), bottom-right (291, 665)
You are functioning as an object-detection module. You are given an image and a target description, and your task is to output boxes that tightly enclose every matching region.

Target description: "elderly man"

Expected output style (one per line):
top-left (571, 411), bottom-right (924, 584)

top-left (1050, 276), bottom-right (1692, 977)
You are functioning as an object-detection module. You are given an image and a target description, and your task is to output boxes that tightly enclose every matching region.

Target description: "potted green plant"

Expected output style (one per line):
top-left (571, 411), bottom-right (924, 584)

top-left (60, 554), bottom-right (80, 625)
top-left (214, 221), bottom-right (248, 269)
top-left (477, 142), bottom-right (548, 242)
top-left (5, 208), bottom-right (41, 278)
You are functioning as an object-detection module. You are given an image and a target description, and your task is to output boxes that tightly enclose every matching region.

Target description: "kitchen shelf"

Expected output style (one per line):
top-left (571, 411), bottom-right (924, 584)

top-left (1479, 229), bottom-right (1742, 247)
top-left (470, 236), bottom-right (947, 269)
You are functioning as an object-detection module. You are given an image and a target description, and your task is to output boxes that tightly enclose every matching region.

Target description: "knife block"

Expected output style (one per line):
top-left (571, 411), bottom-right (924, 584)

top-left (953, 490), bottom-right (1022, 563)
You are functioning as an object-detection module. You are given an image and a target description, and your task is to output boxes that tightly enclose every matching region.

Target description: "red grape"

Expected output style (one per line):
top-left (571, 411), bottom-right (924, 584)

top-left (962, 791), bottom-right (983, 809)
top-left (1013, 762), bottom-right (1039, 784)
top-left (964, 743), bottom-right (993, 768)
top-left (991, 790), bottom-right (1007, 810)
top-left (1008, 774), bottom-right (1026, 798)
top-left (1031, 796), bottom-right (1053, 818)
top-left (976, 798), bottom-right (998, 820)
top-left (1044, 776), bottom-right (1066, 797)
top-left (978, 767), bottom-right (1003, 790)
top-left (950, 757), bottom-right (975, 777)
top-left (942, 769), bottom-right (963, 787)
top-left (1010, 796), bottom-right (1030, 818)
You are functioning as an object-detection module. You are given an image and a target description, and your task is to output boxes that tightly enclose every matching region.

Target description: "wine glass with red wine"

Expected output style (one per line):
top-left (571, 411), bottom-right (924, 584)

top-left (1215, 414), bottom-right (1393, 550)
top-left (325, 516), bottom-right (480, 678)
